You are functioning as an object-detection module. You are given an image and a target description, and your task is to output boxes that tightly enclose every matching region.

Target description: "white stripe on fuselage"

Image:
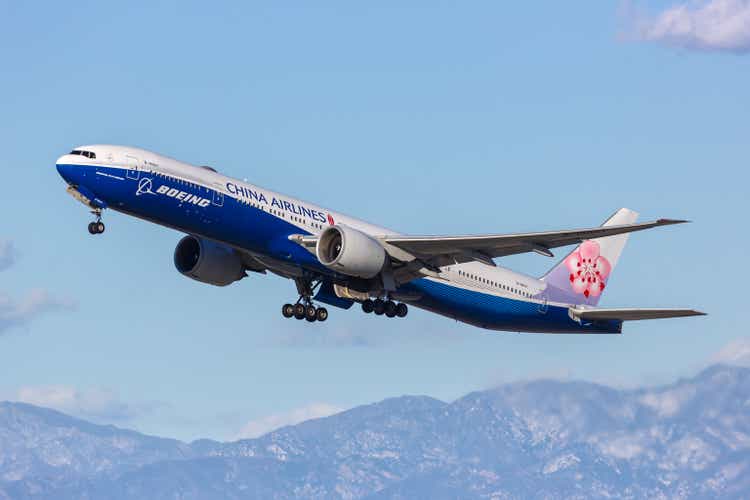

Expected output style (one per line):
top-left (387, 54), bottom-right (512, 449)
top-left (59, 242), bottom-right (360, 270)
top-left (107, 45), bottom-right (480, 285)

top-left (62, 145), bottom-right (553, 306)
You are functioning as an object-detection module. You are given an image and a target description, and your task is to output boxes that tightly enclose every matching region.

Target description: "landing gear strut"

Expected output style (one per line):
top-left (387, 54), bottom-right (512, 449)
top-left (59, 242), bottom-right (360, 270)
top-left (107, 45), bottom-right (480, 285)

top-left (87, 209), bottom-right (105, 235)
top-left (281, 278), bottom-right (328, 323)
top-left (361, 298), bottom-right (408, 319)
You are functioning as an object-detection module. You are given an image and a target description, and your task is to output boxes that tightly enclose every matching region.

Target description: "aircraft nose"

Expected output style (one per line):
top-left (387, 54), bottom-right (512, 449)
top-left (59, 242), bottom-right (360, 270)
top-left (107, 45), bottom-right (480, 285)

top-left (56, 155), bottom-right (75, 183)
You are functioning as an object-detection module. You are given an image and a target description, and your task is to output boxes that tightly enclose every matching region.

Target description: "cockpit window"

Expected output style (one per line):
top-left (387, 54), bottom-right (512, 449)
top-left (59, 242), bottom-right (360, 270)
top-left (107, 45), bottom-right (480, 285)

top-left (70, 150), bottom-right (96, 159)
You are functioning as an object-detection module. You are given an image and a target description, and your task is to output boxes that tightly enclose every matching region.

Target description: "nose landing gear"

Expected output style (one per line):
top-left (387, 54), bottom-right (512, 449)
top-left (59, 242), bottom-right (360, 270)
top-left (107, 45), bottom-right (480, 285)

top-left (87, 209), bottom-right (106, 235)
top-left (88, 221), bottom-right (105, 234)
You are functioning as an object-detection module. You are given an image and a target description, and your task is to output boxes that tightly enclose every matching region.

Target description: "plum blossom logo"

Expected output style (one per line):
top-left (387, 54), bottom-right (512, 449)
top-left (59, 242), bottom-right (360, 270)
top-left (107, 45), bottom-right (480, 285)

top-left (565, 240), bottom-right (611, 298)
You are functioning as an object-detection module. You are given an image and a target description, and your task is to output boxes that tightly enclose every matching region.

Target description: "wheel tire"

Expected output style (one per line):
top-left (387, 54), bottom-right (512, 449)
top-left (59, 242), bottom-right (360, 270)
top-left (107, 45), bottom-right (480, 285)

top-left (305, 305), bottom-right (317, 322)
top-left (96, 222), bottom-right (105, 234)
top-left (293, 303), bottom-right (305, 320)
top-left (305, 314), bottom-right (317, 322)
top-left (384, 300), bottom-right (397, 318)
top-left (88, 222), bottom-right (97, 234)
top-left (373, 299), bottom-right (385, 316)
top-left (282, 304), bottom-right (295, 318)
top-left (361, 299), bottom-right (374, 314)
top-left (316, 307), bottom-right (328, 322)
top-left (396, 303), bottom-right (408, 318)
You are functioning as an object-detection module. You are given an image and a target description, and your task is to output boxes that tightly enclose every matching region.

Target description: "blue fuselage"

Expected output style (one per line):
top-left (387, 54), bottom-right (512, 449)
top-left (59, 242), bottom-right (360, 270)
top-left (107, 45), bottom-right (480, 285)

top-left (56, 158), bottom-right (621, 334)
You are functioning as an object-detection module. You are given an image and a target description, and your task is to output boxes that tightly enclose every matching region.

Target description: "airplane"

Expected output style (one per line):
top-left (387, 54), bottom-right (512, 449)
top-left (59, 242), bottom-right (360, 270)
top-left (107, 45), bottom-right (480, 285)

top-left (56, 145), bottom-right (704, 333)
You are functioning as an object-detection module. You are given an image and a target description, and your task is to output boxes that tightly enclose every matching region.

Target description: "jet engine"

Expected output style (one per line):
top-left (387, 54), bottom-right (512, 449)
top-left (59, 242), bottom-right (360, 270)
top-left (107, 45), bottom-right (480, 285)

top-left (174, 236), bottom-right (245, 286)
top-left (316, 225), bottom-right (387, 279)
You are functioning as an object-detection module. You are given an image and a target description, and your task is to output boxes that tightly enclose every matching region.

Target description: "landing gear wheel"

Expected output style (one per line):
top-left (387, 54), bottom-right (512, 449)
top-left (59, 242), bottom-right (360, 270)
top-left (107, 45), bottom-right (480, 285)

top-left (316, 307), bottom-right (328, 322)
top-left (384, 300), bottom-right (397, 318)
top-left (305, 305), bottom-right (318, 322)
top-left (396, 303), bottom-right (408, 318)
top-left (282, 304), bottom-right (295, 318)
top-left (373, 299), bottom-right (385, 316)
top-left (87, 221), bottom-right (105, 234)
top-left (293, 303), bottom-right (305, 320)
top-left (362, 299), bottom-right (374, 314)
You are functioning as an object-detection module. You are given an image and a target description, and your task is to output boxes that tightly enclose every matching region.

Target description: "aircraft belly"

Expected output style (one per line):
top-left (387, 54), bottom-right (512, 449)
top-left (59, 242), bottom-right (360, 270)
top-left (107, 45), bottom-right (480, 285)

top-left (401, 278), bottom-right (620, 334)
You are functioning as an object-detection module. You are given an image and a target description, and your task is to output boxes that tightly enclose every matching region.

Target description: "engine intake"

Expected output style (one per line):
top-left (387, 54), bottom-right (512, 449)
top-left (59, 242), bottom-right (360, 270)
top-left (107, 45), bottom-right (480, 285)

top-left (316, 225), bottom-right (387, 279)
top-left (174, 236), bottom-right (245, 286)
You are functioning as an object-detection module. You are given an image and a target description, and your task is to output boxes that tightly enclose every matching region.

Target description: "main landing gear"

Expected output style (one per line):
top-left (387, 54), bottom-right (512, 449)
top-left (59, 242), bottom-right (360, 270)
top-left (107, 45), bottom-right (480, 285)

top-left (281, 278), bottom-right (328, 323)
top-left (361, 298), bottom-right (408, 319)
top-left (87, 209), bottom-right (106, 235)
top-left (282, 302), bottom-right (329, 322)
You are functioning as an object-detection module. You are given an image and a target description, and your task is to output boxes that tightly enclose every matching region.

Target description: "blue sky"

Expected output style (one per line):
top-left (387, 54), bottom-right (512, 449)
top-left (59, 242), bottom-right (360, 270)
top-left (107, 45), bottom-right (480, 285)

top-left (0, 1), bottom-right (747, 440)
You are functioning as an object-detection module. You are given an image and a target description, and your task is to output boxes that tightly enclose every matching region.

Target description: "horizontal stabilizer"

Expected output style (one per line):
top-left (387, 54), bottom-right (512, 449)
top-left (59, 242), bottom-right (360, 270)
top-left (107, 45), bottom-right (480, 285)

top-left (570, 308), bottom-right (706, 322)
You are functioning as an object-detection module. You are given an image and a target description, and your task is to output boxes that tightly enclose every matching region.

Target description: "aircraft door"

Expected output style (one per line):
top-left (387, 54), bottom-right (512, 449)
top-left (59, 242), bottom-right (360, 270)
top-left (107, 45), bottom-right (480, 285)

top-left (538, 291), bottom-right (549, 315)
top-left (125, 155), bottom-right (140, 180)
top-left (211, 183), bottom-right (224, 207)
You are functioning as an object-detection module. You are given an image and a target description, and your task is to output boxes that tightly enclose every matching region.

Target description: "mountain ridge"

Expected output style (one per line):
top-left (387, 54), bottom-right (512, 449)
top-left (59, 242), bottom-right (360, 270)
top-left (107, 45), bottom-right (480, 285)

top-left (1, 364), bottom-right (748, 499)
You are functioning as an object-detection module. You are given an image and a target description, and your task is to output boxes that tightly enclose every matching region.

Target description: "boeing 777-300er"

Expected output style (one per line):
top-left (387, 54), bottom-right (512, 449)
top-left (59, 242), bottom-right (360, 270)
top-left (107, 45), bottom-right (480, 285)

top-left (56, 145), bottom-right (704, 333)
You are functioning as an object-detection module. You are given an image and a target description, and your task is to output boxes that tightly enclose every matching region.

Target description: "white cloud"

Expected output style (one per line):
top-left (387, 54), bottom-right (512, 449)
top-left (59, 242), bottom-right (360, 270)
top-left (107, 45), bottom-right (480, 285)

top-left (235, 403), bottom-right (344, 440)
top-left (599, 434), bottom-right (645, 459)
top-left (0, 240), bottom-right (16, 272)
top-left (0, 288), bottom-right (75, 334)
top-left (13, 385), bottom-right (146, 422)
top-left (626, 0), bottom-right (750, 52)
top-left (0, 242), bottom-right (75, 335)
top-left (710, 337), bottom-right (750, 366)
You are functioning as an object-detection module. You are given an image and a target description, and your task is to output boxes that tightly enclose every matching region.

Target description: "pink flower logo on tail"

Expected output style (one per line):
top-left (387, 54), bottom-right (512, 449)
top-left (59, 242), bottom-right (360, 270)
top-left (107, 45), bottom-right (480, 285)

top-left (565, 240), bottom-right (611, 298)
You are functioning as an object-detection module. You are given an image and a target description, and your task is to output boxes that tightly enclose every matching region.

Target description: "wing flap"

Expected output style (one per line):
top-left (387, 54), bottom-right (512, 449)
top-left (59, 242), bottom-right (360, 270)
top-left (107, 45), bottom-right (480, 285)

top-left (570, 308), bottom-right (706, 322)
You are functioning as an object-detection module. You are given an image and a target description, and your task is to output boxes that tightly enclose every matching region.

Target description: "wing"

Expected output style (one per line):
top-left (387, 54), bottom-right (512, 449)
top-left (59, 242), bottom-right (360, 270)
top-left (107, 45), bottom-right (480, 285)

top-left (290, 217), bottom-right (687, 285)
top-left (383, 218), bottom-right (687, 266)
top-left (570, 308), bottom-right (706, 322)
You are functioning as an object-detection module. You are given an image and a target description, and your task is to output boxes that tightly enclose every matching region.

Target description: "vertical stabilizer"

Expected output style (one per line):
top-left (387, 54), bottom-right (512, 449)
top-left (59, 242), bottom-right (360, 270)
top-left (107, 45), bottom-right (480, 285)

top-left (541, 208), bottom-right (638, 306)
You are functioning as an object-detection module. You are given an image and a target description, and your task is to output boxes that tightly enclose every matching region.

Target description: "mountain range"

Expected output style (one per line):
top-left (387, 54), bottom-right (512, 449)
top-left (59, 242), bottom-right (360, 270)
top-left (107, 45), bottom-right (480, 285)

top-left (1, 364), bottom-right (748, 499)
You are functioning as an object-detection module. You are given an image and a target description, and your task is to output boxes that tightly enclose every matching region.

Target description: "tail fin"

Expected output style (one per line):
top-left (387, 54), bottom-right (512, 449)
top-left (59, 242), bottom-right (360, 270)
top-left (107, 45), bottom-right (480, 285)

top-left (541, 208), bottom-right (638, 306)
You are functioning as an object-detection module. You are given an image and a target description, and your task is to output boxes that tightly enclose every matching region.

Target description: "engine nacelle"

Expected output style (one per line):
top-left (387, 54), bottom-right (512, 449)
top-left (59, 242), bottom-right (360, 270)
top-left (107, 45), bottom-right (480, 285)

top-left (316, 225), bottom-right (387, 279)
top-left (174, 236), bottom-right (245, 286)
